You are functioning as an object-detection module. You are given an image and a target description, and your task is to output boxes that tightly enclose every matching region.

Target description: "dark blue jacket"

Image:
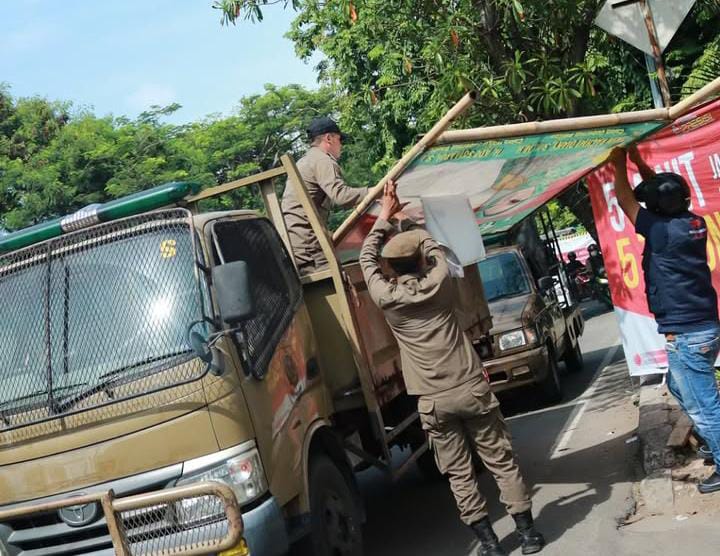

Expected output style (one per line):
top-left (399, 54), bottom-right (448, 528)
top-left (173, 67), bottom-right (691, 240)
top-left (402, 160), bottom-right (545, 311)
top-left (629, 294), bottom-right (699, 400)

top-left (636, 208), bottom-right (718, 333)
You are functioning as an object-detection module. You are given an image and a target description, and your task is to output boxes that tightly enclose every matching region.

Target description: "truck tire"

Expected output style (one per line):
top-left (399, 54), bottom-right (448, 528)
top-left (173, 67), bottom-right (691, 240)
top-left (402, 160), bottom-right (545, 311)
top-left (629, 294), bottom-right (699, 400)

top-left (539, 347), bottom-right (563, 404)
top-left (563, 338), bottom-right (584, 373)
top-left (296, 454), bottom-right (363, 556)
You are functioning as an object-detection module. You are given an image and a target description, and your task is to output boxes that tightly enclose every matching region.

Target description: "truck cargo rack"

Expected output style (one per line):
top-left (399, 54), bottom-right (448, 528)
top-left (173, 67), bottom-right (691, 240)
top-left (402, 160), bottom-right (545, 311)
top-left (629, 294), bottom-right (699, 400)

top-left (185, 156), bottom-right (427, 482)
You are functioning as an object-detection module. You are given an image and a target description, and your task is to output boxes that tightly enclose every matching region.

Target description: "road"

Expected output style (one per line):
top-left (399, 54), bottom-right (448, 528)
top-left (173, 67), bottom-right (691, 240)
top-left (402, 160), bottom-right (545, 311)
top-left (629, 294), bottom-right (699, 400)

top-left (359, 300), bottom-right (647, 555)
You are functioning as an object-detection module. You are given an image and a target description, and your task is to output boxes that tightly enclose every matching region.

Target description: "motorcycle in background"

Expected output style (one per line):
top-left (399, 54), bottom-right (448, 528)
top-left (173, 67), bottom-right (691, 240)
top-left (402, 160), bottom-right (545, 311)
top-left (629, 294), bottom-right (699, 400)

top-left (590, 266), bottom-right (613, 309)
top-left (572, 268), bottom-right (613, 308)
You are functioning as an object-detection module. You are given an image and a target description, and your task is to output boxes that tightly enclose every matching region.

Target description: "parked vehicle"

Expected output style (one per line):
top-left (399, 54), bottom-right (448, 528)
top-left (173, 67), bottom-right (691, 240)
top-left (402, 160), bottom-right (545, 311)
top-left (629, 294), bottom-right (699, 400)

top-left (0, 158), bottom-right (492, 556)
top-left (477, 210), bottom-right (585, 403)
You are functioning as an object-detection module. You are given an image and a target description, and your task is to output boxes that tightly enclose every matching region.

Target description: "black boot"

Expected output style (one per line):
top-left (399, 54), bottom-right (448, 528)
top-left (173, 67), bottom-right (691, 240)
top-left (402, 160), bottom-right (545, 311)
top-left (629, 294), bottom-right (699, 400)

top-left (471, 517), bottom-right (507, 556)
top-left (512, 511), bottom-right (546, 555)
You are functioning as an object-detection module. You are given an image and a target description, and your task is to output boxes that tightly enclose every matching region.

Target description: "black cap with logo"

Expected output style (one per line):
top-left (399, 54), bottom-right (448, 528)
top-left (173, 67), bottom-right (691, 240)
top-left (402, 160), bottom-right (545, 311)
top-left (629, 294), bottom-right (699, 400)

top-left (307, 117), bottom-right (349, 142)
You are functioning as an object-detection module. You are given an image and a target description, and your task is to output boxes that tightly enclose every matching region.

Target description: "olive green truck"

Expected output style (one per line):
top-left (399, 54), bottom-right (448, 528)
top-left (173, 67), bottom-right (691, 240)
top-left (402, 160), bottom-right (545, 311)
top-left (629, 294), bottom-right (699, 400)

top-left (0, 157), bottom-right (492, 555)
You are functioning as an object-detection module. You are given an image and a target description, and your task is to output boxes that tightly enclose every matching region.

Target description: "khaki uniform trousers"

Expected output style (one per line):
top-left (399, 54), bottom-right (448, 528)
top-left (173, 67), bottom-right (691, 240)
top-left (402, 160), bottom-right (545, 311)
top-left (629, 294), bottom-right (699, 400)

top-left (418, 379), bottom-right (531, 525)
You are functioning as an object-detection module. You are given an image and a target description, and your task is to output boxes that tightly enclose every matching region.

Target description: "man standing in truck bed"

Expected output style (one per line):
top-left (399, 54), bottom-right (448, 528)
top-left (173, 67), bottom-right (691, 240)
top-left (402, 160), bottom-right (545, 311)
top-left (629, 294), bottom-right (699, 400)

top-left (281, 117), bottom-right (368, 274)
top-left (359, 182), bottom-right (545, 556)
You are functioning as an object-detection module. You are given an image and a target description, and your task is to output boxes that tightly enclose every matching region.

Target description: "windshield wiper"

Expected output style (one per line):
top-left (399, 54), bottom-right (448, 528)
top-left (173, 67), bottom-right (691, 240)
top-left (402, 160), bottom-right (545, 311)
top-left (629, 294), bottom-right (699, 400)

top-left (55, 350), bottom-right (194, 414)
top-left (0, 382), bottom-right (88, 425)
top-left (96, 349), bottom-right (193, 381)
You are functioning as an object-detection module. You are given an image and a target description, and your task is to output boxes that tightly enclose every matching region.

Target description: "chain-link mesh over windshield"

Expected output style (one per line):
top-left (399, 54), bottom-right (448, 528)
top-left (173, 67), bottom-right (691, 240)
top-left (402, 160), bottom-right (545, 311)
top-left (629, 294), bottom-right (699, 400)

top-left (212, 218), bottom-right (301, 378)
top-left (0, 209), bottom-right (208, 431)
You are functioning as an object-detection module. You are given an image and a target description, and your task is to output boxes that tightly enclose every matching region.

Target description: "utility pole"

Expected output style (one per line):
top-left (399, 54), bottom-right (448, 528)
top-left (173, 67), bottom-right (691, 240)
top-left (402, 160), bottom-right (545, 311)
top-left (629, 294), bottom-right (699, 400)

top-left (611, 0), bottom-right (672, 107)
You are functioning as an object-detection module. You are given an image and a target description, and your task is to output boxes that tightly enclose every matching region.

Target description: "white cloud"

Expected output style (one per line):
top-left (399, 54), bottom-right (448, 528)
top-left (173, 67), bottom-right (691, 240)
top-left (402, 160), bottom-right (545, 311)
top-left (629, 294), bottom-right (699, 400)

top-left (126, 83), bottom-right (178, 111)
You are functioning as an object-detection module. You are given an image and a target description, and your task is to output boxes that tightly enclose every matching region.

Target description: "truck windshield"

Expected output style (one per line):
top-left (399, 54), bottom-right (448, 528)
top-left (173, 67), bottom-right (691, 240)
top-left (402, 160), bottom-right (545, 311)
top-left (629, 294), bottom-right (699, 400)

top-left (0, 210), bottom-right (206, 428)
top-left (478, 252), bottom-right (531, 302)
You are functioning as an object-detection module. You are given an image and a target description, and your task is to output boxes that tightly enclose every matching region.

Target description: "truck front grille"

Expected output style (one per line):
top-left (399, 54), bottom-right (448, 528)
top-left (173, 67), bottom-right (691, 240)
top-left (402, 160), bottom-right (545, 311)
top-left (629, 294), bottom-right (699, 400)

top-left (0, 465), bottom-right (180, 556)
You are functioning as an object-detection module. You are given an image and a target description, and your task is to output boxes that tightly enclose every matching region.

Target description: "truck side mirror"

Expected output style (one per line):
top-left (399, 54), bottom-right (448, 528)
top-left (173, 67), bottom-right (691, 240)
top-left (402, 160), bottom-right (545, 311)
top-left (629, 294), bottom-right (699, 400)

top-left (212, 260), bottom-right (255, 325)
top-left (538, 276), bottom-right (554, 294)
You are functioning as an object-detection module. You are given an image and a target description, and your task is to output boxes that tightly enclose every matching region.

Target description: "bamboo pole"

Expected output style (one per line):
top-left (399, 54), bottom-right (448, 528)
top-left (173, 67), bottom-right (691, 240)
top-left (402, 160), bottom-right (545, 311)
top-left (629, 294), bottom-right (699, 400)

top-left (669, 75), bottom-right (720, 119)
top-left (332, 90), bottom-right (478, 243)
top-left (436, 108), bottom-right (669, 144)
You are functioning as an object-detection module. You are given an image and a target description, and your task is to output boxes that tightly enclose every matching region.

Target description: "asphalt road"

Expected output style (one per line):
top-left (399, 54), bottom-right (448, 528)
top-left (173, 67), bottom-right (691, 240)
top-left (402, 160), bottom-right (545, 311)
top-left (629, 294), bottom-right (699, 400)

top-left (359, 300), bottom-right (644, 555)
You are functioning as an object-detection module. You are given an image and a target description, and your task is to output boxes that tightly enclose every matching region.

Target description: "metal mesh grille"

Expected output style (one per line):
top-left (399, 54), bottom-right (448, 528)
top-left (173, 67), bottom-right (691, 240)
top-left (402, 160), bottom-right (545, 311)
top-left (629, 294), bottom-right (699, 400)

top-left (119, 489), bottom-right (240, 555)
top-left (0, 482), bottom-right (243, 556)
top-left (212, 218), bottom-right (301, 378)
top-left (0, 209), bottom-right (208, 431)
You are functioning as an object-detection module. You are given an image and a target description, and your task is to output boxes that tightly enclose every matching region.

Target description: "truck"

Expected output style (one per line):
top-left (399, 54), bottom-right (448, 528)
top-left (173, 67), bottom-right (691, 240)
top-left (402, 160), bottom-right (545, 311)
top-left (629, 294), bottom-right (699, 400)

top-left (0, 155), bottom-right (491, 556)
top-left (475, 210), bottom-right (586, 403)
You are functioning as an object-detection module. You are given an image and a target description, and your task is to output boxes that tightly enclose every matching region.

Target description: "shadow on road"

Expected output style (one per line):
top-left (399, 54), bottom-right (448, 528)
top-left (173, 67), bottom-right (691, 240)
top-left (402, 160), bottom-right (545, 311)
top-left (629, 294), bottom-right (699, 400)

top-left (362, 360), bottom-right (636, 556)
top-left (496, 342), bottom-right (625, 418)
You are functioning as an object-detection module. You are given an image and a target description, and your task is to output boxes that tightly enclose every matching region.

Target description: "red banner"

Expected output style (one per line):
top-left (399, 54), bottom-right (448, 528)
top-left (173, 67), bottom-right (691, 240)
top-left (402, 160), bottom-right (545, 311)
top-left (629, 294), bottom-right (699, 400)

top-left (587, 99), bottom-right (720, 374)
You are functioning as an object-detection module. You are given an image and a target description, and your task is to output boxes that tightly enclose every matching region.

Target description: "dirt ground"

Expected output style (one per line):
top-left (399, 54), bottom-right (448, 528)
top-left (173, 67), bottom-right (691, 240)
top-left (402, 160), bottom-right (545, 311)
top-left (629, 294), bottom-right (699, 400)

top-left (670, 452), bottom-right (720, 518)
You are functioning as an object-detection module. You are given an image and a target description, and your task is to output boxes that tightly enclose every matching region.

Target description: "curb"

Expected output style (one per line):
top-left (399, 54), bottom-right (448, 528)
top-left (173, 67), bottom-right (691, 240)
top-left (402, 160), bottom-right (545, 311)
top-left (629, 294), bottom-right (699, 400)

top-left (635, 381), bottom-right (688, 514)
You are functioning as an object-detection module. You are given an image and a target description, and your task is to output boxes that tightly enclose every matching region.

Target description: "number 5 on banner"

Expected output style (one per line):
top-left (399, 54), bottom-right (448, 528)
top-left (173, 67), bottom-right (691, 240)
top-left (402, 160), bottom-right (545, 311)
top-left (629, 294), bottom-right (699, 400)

top-left (617, 238), bottom-right (639, 289)
top-left (603, 183), bottom-right (625, 232)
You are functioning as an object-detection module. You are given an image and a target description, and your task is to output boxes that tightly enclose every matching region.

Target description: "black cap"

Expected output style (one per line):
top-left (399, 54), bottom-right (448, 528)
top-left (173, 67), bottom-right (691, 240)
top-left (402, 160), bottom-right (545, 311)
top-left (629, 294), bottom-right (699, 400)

top-left (307, 117), bottom-right (349, 142)
top-left (634, 172), bottom-right (691, 216)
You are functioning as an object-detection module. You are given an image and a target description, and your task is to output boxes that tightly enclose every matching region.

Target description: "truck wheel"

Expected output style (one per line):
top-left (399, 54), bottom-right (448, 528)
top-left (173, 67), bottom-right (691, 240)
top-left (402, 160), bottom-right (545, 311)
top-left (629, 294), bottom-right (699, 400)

top-left (563, 339), bottom-right (584, 373)
top-left (297, 454), bottom-right (363, 556)
top-left (539, 348), bottom-right (563, 404)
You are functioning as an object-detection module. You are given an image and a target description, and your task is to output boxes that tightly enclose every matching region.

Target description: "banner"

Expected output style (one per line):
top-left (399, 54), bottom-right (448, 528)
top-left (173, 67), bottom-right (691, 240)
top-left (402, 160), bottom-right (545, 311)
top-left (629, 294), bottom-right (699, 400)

top-left (337, 120), bottom-right (664, 260)
top-left (587, 99), bottom-right (720, 375)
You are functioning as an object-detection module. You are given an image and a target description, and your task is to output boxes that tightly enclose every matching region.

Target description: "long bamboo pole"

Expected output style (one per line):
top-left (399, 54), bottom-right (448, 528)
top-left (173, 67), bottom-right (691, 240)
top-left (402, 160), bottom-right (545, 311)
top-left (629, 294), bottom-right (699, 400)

top-left (436, 108), bottom-right (669, 144)
top-left (669, 75), bottom-right (720, 119)
top-left (438, 75), bottom-right (720, 145)
top-left (332, 90), bottom-right (478, 243)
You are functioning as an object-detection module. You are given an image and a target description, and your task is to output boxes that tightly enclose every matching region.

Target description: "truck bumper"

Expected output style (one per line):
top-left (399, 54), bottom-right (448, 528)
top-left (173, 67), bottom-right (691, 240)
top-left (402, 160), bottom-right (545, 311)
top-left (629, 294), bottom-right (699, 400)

top-left (484, 345), bottom-right (548, 393)
top-left (243, 496), bottom-right (289, 556)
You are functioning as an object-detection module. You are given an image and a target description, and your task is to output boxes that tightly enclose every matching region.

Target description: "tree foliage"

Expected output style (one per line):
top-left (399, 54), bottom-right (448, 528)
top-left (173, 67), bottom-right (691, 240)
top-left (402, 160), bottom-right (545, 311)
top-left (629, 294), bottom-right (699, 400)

top-left (0, 84), bottom-right (337, 231)
top-left (215, 0), bottom-right (720, 232)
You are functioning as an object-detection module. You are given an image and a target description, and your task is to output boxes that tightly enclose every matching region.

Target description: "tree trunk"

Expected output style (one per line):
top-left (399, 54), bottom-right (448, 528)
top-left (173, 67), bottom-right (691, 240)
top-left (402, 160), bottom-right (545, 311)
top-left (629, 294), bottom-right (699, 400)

top-left (557, 181), bottom-right (598, 242)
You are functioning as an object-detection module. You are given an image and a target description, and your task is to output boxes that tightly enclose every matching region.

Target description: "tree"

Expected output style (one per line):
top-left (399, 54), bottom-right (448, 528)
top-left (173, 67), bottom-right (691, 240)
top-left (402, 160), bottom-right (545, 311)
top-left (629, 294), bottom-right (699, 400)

top-left (0, 84), bottom-right (337, 230)
top-left (214, 0), bottom-right (720, 230)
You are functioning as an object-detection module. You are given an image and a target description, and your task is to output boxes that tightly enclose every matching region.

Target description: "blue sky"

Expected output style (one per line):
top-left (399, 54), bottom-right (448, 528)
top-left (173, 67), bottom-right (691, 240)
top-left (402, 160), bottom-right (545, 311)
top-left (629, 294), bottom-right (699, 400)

top-left (0, 0), bottom-right (320, 122)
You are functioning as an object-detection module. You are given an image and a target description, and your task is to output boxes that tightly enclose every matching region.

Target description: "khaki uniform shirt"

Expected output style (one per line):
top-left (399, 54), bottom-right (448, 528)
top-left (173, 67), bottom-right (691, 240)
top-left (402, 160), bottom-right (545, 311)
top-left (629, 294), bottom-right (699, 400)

top-left (281, 147), bottom-right (368, 272)
top-left (359, 218), bottom-right (485, 396)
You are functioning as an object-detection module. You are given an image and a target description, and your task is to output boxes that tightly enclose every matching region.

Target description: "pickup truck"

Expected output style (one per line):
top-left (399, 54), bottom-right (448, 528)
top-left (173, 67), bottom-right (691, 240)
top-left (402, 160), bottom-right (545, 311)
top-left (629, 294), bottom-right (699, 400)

top-left (476, 245), bottom-right (585, 402)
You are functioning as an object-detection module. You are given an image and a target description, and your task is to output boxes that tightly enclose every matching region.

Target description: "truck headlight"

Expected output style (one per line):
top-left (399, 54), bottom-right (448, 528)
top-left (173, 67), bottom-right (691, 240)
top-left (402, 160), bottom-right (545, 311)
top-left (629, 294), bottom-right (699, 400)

top-left (499, 330), bottom-right (526, 351)
top-left (176, 447), bottom-right (268, 524)
top-left (499, 328), bottom-right (537, 351)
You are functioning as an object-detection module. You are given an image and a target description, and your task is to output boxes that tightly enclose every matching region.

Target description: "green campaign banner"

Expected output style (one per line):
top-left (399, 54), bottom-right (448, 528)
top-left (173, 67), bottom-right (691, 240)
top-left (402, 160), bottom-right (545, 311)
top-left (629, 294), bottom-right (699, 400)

top-left (337, 120), bottom-right (666, 258)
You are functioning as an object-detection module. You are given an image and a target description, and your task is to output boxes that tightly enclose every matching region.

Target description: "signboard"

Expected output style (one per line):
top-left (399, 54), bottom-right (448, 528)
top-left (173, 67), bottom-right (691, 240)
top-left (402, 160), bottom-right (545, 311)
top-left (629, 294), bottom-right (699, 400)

top-left (594, 0), bottom-right (696, 55)
top-left (337, 121), bottom-right (664, 259)
top-left (587, 98), bottom-right (720, 375)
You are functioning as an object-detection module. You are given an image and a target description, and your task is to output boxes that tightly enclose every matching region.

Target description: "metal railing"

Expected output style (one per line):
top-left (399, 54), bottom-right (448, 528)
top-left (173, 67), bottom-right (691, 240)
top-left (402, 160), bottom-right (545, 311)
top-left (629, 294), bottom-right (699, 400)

top-left (0, 482), bottom-right (244, 556)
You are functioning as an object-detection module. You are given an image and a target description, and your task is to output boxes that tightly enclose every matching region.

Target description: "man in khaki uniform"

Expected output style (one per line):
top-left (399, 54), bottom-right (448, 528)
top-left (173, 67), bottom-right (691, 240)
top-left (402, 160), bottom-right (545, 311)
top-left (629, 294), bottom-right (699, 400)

top-left (359, 183), bottom-right (545, 556)
top-left (281, 117), bottom-right (368, 274)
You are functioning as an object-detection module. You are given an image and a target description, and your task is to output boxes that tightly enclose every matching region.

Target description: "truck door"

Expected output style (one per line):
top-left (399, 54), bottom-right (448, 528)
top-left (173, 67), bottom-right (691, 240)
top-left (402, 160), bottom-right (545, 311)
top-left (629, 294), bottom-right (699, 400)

top-left (205, 215), bottom-right (326, 510)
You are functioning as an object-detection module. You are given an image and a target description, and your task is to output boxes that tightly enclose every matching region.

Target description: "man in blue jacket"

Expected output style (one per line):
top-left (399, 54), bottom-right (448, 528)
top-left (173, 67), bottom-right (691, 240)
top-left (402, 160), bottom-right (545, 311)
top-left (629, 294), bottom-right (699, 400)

top-left (609, 146), bottom-right (720, 494)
